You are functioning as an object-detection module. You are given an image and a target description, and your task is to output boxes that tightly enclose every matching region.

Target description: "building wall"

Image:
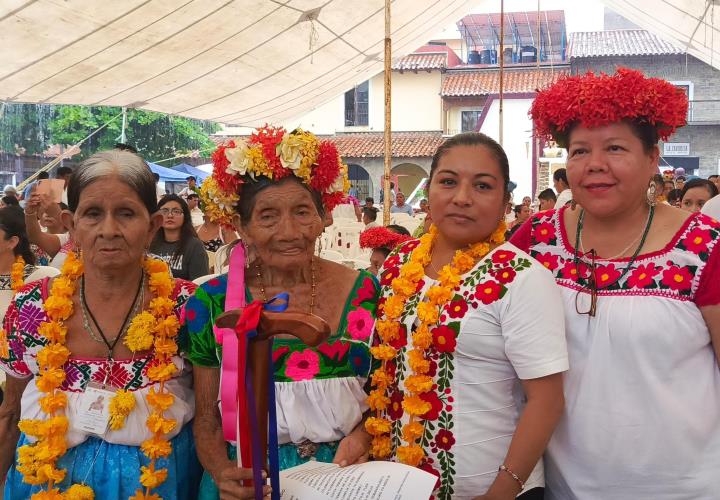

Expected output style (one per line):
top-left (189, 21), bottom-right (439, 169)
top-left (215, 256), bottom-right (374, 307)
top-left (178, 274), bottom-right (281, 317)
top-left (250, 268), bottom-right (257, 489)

top-left (369, 71), bottom-right (443, 131)
top-left (347, 156), bottom-right (433, 201)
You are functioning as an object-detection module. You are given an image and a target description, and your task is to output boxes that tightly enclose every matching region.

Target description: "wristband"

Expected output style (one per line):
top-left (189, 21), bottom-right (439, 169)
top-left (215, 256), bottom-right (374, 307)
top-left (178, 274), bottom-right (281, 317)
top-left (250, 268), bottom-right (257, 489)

top-left (498, 464), bottom-right (525, 491)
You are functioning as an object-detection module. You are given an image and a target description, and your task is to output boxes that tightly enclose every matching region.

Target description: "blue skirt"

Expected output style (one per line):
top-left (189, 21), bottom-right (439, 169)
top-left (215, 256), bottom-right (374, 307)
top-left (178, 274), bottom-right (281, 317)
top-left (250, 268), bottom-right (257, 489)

top-left (197, 441), bottom-right (339, 500)
top-left (5, 423), bottom-right (201, 500)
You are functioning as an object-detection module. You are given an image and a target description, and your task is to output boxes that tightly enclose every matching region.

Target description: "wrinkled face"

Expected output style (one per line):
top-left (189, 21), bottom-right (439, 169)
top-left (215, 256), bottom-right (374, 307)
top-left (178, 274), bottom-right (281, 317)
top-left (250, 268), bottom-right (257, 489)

top-left (522, 196), bottom-right (531, 206)
top-left (681, 186), bottom-right (713, 213)
top-left (241, 181), bottom-right (324, 270)
top-left (517, 205), bottom-right (531, 222)
top-left (566, 122), bottom-right (658, 218)
top-left (160, 201), bottom-right (184, 231)
top-left (65, 177), bottom-right (160, 272)
top-left (369, 249), bottom-right (388, 276)
top-left (539, 197), bottom-right (555, 211)
top-left (428, 145), bottom-right (507, 248)
top-left (396, 193), bottom-right (406, 206)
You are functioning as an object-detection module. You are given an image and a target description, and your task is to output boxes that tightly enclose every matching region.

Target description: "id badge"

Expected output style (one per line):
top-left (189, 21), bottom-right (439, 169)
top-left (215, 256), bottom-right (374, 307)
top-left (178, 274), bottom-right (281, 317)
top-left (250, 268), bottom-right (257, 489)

top-left (73, 382), bottom-right (116, 436)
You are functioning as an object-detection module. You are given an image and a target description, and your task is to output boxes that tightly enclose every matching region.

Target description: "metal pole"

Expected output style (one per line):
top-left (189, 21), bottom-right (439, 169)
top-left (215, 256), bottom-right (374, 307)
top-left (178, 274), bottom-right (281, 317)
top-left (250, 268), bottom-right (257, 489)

top-left (120, 106), bottom-right (128, 144)
top-left (383, 0), bottom-right (392, 226)
top-left (499, 0), bottom-right (505, 146)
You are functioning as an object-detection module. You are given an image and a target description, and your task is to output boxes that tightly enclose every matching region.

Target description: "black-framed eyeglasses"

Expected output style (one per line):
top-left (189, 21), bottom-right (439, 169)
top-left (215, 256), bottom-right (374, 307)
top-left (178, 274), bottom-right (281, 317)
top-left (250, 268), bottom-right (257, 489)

top-left (574, 249), bottom-right (598, 317)
top-left (159, 208), bottom-right (183, 217)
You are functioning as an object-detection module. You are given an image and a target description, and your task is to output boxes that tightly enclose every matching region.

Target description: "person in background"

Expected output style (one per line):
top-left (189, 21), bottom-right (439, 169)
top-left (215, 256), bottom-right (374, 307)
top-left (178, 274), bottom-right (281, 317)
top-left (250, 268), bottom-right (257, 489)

top-left (150, 194), bottom-right (209, 281)
top-left (0, 196), bottom-right (19, 208)
top-left (708, 174), bottom-right (720, 193)
top-left (390, 192), bottom-right (414, 216)
top-left (537, 188), bottom-right (557, 211)
top-left (663, 179), bottom-right (675, 198)
top-left (667, 188), bottom-right (683, 208)
top-left (21, 171), bottom-right (49, 204)
top-left (415, 198), bottom-right (429, 215)
top-left (3, 186), bottom-right (19, 201)
top-left (680, 178), bottom-right (718, 213)
top-left (675, 175), bottom-right (686, 191)
top-left (56, 165), bottom-right (73, 204)
top-left (553, 168), bottom-right (572, 208)
top-left (348, 183), bottom-right (359, 199)
top-left (507, 203), bottom-right (531, 238)
top-left (651, 173), bottom-right (666, 204)
top-left (195, 214), bottom-right (238, 252)
top-left (178, 176), bottom-right (199, 199)
top-left (364, 197), bottom-right (375, 209)
top-left (362, 207), bottom-right (379, 228)
top-left (187, 193), bottom-right (205, 227)
top-left (359, 226), bottom-right (412, 276)
top-left (24, 189), bottom-right (72, 269)
top-left (153, 172), bottom-right (166, 201)
top-left (522, 195), bottom-right (532, 206)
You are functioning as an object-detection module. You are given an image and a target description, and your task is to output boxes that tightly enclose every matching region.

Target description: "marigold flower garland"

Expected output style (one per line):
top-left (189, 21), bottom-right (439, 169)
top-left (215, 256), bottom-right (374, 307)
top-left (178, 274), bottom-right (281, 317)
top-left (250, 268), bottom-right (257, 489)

top-left (0, 256), bottom-right (27, 359)
top-left (15, 254), bottom-right (180, 500)
top-left (366, 222), bottom-right (506, 466)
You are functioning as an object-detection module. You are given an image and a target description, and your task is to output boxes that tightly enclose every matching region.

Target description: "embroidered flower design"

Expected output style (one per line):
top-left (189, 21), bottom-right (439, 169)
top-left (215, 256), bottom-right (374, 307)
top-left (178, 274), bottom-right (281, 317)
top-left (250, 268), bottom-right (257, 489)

top-left (445, 300), bottom-right (468, 319)
top-left (272, 345), bottom-right (290, 363)
top-left (491, 249), bottom-right (515, 265)
top-left (352, 278), bottom-right (377, 306)
top-left (475, 280), bottom-right (503, 304)
top-left (347, 308), bottom-right (374, 341)
top-left (661, 265), bottom-right (693, 292)
top-left (535, 252), bottom-right (560, 271)
top-left (533, 221), bottom-right (556, 244)
top-left (380, 265), bottom-right (401, 287)
top-left (316, 341), bottom-right (350, 361)
top-left (492, 266), bottom-right (516, 284)
top-left (19, 304), bottom-right (46, 335)
top-left (560, 260), bottom-right (584, 281)
top-left (681, 227), bottom-right (712, 254)
top-left (431, 325), bottom-right (457, 353)
top-left (435, 429), bottom-right (456, 451)
top-left (388, 324), bottom-right (408, 350)
top-left (388, 389), bottom-right (404, 420)
top-left (626, 263), bottom-right (661, 289)
top-left (285, 349), bottom-right (320, 381)
top-left (594, 263), bottom-right (621, 288)
top-left (349, 343), bottom-right (371, 376)
top-left (420, 391), bottom-right (443, 421)
top-left (398, 240), bottom-right (420, 254)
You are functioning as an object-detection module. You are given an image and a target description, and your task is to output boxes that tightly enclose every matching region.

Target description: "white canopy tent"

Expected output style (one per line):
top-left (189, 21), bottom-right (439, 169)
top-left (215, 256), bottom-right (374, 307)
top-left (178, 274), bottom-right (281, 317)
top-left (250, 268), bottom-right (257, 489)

top-left (0, 0), bottom-right (481, 125)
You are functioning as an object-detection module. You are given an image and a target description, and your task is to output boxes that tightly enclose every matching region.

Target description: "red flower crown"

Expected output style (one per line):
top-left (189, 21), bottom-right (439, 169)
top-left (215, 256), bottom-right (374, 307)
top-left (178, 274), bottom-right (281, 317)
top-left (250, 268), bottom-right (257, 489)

top-left (360, 226), bottom-right (413, 251)
top-left (530, 68), bottom-right (688, 144)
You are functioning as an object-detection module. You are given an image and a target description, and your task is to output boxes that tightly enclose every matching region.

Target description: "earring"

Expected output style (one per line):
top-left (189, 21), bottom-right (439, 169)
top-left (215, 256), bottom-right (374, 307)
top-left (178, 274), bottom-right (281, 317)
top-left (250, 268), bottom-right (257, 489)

top-left (646, 182), bottom-right (657, 207)
top-left (241, 240), bottom-right (250, 269)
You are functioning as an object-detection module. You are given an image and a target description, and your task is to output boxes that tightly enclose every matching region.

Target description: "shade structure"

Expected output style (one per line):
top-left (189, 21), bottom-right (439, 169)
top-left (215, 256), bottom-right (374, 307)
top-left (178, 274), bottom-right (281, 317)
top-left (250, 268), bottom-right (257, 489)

top-left (171, 162), bottom-right (210, 181)
top-left (146, 161), bottom-right (190, 182)
top-left (0, 0), bottom-right (481, 125)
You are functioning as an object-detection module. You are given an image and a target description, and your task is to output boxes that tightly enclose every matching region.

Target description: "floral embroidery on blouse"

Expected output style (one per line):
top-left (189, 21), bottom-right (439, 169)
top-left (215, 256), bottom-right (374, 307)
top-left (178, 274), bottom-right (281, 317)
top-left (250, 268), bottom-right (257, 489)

top-left (527, 209), bottom-right (720, 300)
top-left (185, 271), bottom-right (380, 382)
top-left (378, 240), bottom-right (532, 499)
top-left (0, 278), bottom-right (195, 391)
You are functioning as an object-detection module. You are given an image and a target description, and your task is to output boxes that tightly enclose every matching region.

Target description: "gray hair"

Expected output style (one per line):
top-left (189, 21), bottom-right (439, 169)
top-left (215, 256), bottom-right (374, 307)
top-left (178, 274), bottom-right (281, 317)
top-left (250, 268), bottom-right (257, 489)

top-left (67, 149), bottom-right (158, 214)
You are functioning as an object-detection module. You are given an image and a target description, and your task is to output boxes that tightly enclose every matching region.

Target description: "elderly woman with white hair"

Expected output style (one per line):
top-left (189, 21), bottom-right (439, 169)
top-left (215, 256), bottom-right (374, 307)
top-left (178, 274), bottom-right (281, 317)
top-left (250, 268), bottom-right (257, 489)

top-left (0, 150), bottom-right (201, 499)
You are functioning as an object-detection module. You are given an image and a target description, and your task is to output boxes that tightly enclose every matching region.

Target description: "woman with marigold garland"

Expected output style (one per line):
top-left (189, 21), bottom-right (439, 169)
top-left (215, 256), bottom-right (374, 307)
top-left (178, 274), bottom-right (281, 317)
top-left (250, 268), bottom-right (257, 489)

top-left (0, 150), bottom-right (201, 499)
top-left (185, 127), bottom-right (380, 499)
top-left (511, 69), bottom-right (720, 499)
top-left (365, 132), bottom-right (568, 500)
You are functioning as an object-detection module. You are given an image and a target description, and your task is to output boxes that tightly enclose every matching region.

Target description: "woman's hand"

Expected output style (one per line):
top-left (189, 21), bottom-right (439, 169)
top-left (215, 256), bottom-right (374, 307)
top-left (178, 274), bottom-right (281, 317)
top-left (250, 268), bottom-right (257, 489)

top-left (333, 425), bottom-right (371, 467)
top-left (216, 465), bottom-right (271, 500)
top-left (24, 186), bottom-right (41, 215)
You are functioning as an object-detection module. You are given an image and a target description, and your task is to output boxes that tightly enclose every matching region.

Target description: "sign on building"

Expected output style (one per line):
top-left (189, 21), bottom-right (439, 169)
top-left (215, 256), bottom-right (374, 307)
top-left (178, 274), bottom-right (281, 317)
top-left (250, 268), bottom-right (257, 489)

top-left (663, 143), bottom-right (690, 156)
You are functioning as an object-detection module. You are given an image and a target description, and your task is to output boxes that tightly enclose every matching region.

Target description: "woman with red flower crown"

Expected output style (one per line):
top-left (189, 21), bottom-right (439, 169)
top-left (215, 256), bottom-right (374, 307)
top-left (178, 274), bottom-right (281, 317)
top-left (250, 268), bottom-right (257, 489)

top-left (364, 132), bottom-right (568, 500)
top-left (511, 68), bottom-right (720, 499)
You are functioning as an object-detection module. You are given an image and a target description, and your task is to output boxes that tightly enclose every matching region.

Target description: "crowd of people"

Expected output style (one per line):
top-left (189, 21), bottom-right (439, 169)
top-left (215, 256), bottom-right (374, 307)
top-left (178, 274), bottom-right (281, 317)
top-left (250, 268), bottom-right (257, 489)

top-left (0, 67), bottom-right (718, 500)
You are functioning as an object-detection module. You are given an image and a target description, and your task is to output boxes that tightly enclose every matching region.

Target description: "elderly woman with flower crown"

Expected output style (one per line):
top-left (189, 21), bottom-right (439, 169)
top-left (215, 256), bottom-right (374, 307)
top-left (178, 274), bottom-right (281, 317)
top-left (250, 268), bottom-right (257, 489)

top-left (0, 150), bottom-right (201, 499)
top-left (364, 132), bottom-right (568, 500)
top-left (185, 126), bottom-right (380, 499)
top-left (511, 68), bottom-right (720, 499)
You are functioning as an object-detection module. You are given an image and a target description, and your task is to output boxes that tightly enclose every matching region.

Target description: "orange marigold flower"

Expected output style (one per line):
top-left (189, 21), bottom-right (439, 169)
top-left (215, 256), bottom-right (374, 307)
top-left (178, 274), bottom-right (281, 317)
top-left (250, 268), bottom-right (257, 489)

top-left (366, 389), bottom-right (391, 411)
top-left (401, 395), bottom-right (432, 417)
top-left (154, 337), bottom-right (178, 356)
top-left (416, 302), bottom-right (439, 324)
top-left (369, 345), bottom-right (397, 361)
top-left (44, 295), bottom-right (73, 322)
top-left (401, 261), bottom-right (425, 281)
top-left (370, 368), bottom-right (391, 389)
top-left (382, 295), bottom-right (405, 319)
top-left (61, 253), bottom-right (84, 279)
top-left (364, 416), bottom-right (392, 436)
top-left (404, 374), bottom-right (433, 394)
top-left (149, 297), bottom-right (175, 317)
top-left (145, 258), bottom-right (169, 275)
top-left (140, 436), bottom-right (173, 459)
top-left (407, 349), bottom-right (430, 374)
top-left (36, 344), bottom-right (70, 369)
top-left (437, 267), bottom-right (461, 289)
top-left (63, 484), bottom-right (95, 499)
top-left (35, 463), bottom-right (66, 483)
top-left (452, 250), bottom-right (476, 273)
top-left (396, 444), bottom-right (425, 466)
top-left (146, 387), bottom-right (175, 412)
top-left (125, 312), bottom-right (156, 352)
top-left (148, 273), bottom-right (173, 298)
top-left (35, 368), bottom-right (66, 393)
top-left (401, 421), bottom-right (424, 442)
top-left (425, 285), bottom-right (453, 305)
top-left (370, 435), bottom-right (392, 458)
top-left (154, 315), bottom-right (180, 339)
top-left (109, 390), bottom-right (136, 431)
top-left (37, 322), bottom-right (67, 343)
top-left (375, 320), bottom-right (400, 343)
top-left (412, 326), bottom-right (432, 350)
top-left (39, 392), bottom-right (68, 414)
top-left (146, 412), bottom-right (177, 435)
top-left (147, 361), bottom-right (177, 382)
top-left (391, 277), bottom-right (416, 297)
top-left (139, 463), bottom-right (169, 489)
top-left (29, 488), bottom-right (64, 499)
top-left (468, 242), bottom-right (491, 260)
top-left (129, 490), bottom-right (162, 500)
top-left (49, 277), bottom-right (74, 299)
top-left (0, 329), bottom-right (9, 359)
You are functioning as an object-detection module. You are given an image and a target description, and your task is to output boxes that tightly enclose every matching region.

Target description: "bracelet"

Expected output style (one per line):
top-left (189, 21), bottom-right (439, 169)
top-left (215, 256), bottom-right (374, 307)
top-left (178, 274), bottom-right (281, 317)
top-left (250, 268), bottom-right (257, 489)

top-left (498, 464), bottom-right (525, 491)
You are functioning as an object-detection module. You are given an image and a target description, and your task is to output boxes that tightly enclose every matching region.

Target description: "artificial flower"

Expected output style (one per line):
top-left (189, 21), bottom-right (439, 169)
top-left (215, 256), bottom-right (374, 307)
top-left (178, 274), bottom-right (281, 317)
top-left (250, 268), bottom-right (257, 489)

top-left (224, 140), bottom-right (252, 176)
top-left (276, 131), bottom-right (306, 171)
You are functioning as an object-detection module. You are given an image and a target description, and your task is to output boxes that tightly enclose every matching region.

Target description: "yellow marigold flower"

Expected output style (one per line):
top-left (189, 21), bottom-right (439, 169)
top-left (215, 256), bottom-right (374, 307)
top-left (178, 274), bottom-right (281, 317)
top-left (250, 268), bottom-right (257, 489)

top-left (146, 412), bottom-right (177, 435)
top-left (124, 312), bottom-right (156, 352)
top-left (148, 273), bottom-right (173, 298)
top-left (35, 463), bottom-right (66, 483)
top-left (61, 253), bottom-right (83, 279)
top-left (425, 285), bottom-right (453, 305)
top-left (401, 421), bottom-right (424, 442)
top-left (39, 392), bottom-right (67, 414)
top-left (36, 368), bottom-right (66, 393)
top-left (382, 295), bottom-right (405, 319)
top-left (402, 395), bottom-right (431, 417)
top-left (63, 484), bottom-right (95, 499)
top-left (109, 390), bottom-right (136, 431)
top-left (437, 267), bottom-right (461, 289)
top-left (139, 463), bottom-right (169, 490)
top-left (154, 315), bottom-right (180, 339)
top-left (407, 349), bottom-right (430, 374)
top-left (145, 258), bottom-right (169, 275)
top-left (452, 250), bottom-right (476, 273)
top-left (29, 488), bottom-right (64, 499)
top-left (416, 302), bottom-right (439, 324)
top-left (18, 419), bottom-right (43, 437)
top-left (49, 277), bottom-right (74, 299)
top-left (412, 325), bottom-right (432, 350)
top-left (364, 416), bottom-right (392, 436)
top-left (369, 344), bottom-right (397, 361)
top-left (140, 435), bottom-right (172, 459)
top-left (366, 389), bottom-right (391, 411)
top-left (402, 261), bottom-right (425, 281)
top-left (375, 320), bottom-right (400, 343)
top-left (404, 374), bottom-right (433, 394)
top-left (146, 387), bottom-right (175, 412)
top-left (0, 329), bottom-right (8, 359)
top-left (44, 295), bottom-right (73, 322)
top-left (370, 367), bottom-right (391, 389)
top-left (149, 297), bottom-right (175, 317)
top-left (41, 435), bottom-right (68, 461)
top-left (40, 415), bottom-right (69, 437)
top-left (129, 491), bottom-right (162, 500)
top-left (147, 361), bottom-right (177, 382)
top-left (37, 321), bottom-right (67, 343)
top-left (37, 344), bottom-right (70, 369)
top-left (396, 444), bottom-right (425, 466)
top-left (391, 277), bottom-right (416, 297)
top-left (469, 242), bottom-right (491, 259)
top-left (370, 435), bottom-right (392, 459)
top-left (154, 337), bottom-right (178, 356)
top-left (491, 222), bottom-right (507, 242)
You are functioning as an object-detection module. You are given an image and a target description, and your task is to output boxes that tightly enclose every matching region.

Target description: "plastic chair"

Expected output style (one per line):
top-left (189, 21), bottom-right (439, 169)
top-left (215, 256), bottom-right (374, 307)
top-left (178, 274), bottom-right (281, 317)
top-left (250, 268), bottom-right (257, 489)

top-left (193, 273), bottom-right (220, 286)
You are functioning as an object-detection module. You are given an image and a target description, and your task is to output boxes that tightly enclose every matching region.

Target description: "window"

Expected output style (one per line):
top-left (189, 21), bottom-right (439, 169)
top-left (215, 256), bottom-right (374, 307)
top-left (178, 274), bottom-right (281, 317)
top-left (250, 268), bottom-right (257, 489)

top-left (345, 81), bottom-right (369, 126)
top-left (670, 81), bottom-right (693, 121)
top-left (461, 110), bottom-right (483, 132)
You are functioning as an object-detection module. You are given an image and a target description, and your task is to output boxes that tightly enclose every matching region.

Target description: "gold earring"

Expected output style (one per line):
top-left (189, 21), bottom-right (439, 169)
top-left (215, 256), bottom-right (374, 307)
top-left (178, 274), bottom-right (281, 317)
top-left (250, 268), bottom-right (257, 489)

top-left (646, 182), bottom-right (657, 207)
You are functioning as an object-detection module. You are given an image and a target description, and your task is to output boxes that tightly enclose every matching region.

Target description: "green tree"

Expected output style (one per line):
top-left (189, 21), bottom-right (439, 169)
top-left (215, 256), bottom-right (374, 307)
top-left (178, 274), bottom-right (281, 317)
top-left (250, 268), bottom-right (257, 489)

top-left (0, 103), bottom-right (55, 155)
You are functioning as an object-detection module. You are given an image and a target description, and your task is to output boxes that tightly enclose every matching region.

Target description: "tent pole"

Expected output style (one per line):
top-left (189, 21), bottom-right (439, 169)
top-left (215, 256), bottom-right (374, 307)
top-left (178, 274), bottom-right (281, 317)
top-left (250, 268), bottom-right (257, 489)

top-left (120, 106), bottom-right (128, 143)
top-left (499, 0), bottom-right (505, 146)
top-left (383, 0), bottom-right (392, 226)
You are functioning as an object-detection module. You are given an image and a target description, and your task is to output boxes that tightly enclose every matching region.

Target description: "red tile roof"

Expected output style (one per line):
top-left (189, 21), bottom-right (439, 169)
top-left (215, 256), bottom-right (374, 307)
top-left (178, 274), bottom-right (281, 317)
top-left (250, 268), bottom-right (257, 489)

top-left (328, 131), bottom-right (445, 158)
top-left (392, 52), bottom-right (448, 71)
top-left (568, 30), bottom-right (684, 59)
top-left (441, 67), bottom-right (567, 96)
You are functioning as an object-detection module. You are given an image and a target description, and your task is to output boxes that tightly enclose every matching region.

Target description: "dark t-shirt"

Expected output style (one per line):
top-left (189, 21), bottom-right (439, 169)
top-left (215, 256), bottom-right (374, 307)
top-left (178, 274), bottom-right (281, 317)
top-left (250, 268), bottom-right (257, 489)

top-left (150, 237), bottom-right (209, 281)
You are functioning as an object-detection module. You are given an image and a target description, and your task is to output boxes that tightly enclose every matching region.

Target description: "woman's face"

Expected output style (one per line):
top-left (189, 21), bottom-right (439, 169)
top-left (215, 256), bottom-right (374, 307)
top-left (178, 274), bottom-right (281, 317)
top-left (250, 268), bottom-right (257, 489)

top-left (240, 181), bottom-right (324, 271)
top-left (0, 228), bottom-right (18, 258)
top-left (681, 186), bottom-right (713, 213)
top-left (566, 122), bottom-right (658, 218)
top-left (64, 177), bottom-right (161, 272)
top-left (369, 249), bottom-right (388, 276)
top-left (428, 144), bottom-right (507, 248)
top-left (160, 201), bottom-right (184, 230)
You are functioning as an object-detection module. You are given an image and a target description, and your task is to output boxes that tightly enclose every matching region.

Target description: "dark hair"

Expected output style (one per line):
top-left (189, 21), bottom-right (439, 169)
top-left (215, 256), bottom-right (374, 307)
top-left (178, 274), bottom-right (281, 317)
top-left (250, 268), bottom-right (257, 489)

top-left (708, 175), bottom-right (719, 181)
top-left (681, 178), bottom-right (719, 201)
top-left (153, 173), bottom-right (160, 182)
top-left (58, 202), bottom-right (69, 211)
top-left (553, 168), bottom-right (568, 185)
top-left (153, 194), bottom-right (198, 263)
top-left (236, 176), bottom-right (325, 226)
top-left (365, 197), bottom-right (374, 204)
top-left (387, 224), bottom-right (411, 236)
top-left (0, 207), bottom-right (35, 265)
top-left (1, 196), bottom-right (19, 207)
top-left (676, 175), bottom-right (686, 182)
top-left (429, 132), bottom-right (511, 196)
top-left (68, 150), bottom-right (158, 215)
top-left (375, 247), bottom-right (392, 259)
top-left (56, 166), bottom-right (73, 178)
top-left (537, 188), bottom-right (557, 201)
top-left (667, 188), bottom-right (683, 204)
top-left (186, 176), bottom-right (196, 183)
top-left (362, 207), bottom-right (378, 222)
top-left (559, 119), bottom-right (659, 153)
top-left (513, 204), bottom-right (524, 215)
top-left (664, 180), bottom-right (675, 188)
top-left (115, 143), bottom-right (138, 154)
top-left (38, 171), bottom-right (50, 180)
top-left (187, 193), bottom-right (199, 200)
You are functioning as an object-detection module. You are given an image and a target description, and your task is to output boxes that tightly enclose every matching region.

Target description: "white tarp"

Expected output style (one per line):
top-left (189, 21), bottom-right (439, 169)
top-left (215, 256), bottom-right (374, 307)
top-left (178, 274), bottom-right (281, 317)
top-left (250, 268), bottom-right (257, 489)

top-left (0, 0), bottom-right (480, 125)
top-left (601, 0), bottom-right (720, 70)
